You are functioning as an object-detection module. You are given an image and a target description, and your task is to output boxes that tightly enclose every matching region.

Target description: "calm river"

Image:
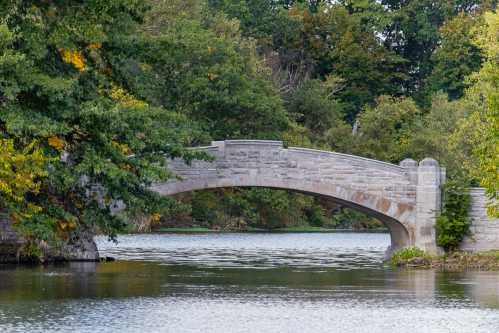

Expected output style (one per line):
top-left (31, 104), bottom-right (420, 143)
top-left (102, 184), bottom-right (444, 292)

top-left (1, 232), bottom-right (499, 333)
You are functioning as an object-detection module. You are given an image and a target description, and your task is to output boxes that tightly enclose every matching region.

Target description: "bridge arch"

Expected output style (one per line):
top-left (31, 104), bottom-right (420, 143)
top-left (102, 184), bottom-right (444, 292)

top-left (151, 140), bottom-right (443, 253)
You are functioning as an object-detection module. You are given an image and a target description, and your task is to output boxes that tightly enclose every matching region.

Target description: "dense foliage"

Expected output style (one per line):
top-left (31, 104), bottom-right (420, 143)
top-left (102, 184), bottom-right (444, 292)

top-left (0, 1), bottom-right (204, 246)
top-left (471, 12), bottom-right (499, 217)
top-left (436, 181), bottom-right (472, 251)
top-left (0, 139), bottom-right (49, 222)
top-left (1, 0), bottom-right (498, 253)
top-left (390, 247), bottom-right (431, 267)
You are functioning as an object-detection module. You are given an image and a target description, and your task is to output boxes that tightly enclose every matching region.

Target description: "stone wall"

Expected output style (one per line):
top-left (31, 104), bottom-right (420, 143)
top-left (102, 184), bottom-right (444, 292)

top-left (460, 188), bottom-right (499, 252)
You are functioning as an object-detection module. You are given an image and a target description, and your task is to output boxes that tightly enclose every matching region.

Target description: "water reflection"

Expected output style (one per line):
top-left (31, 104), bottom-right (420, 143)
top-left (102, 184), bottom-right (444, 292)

top-left (96, 233), bottom-right (390, 269)
top-left (0, 232), bottom-right (498, 333)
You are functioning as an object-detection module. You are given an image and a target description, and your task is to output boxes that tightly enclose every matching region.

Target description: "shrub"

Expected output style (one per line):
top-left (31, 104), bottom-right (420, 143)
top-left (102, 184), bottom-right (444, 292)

top-left (390, 247), bottom-right (429, 266)
top-left (436, 181), bottom-right (471, 251)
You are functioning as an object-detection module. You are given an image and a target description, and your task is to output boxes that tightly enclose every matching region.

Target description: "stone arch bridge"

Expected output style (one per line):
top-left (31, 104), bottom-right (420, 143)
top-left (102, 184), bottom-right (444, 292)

top-left (151, 140), bottom-right (445, 254)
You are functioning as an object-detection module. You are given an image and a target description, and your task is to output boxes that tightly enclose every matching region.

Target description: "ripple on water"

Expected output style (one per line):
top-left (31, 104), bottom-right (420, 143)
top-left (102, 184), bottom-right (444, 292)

top-left (2, 233), bottom-right (499, 333)
top-left (95, 233), bottom-right (391, 269)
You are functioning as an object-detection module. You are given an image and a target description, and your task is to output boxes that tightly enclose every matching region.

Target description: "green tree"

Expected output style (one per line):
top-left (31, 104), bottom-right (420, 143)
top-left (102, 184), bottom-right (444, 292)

top-left (346, 96), bottom-right (420, 162)
top-left (428, 13), bottom-right (483, 100)
top-left (280, 4), bottom-right (406, 119)
top-left (286, 79), bottom-right (345, 140)
top-left (0, 1), bottom-right (202, 248)
top-left (381, 0), bottom-right (496, 103)
top-left (406, 93), bottom-right (476, 179)
top-left (126, 11), bottom-right (289, 140)
top-left (468, 11), bottom-right (499, 216)
top-left (208, 1), bottom-right (407, 119)
top-left (244, 188), bottom-right (307, 229)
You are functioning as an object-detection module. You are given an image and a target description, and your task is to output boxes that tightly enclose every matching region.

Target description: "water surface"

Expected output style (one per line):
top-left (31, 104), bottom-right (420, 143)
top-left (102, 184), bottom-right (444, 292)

top-left (1, 232), bottom-right (498, 333)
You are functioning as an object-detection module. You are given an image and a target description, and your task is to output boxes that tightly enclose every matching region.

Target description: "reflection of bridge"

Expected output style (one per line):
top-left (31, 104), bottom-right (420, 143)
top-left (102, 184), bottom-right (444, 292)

top-left (151, 140), bottom-right (446, 253)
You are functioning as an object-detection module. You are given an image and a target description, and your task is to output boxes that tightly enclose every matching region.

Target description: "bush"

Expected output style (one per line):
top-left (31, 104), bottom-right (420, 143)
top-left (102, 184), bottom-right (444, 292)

top-left (305, 204), bottom-right (328, 227)
top-left (390, 247), bottom-right (429, 266)
top-left (436, 181), bottom-right (471, 251)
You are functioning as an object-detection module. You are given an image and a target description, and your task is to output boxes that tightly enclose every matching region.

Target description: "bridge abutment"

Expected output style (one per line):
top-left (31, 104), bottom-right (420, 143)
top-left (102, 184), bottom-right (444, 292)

top-left (415, 158), bottom-right (443, 254)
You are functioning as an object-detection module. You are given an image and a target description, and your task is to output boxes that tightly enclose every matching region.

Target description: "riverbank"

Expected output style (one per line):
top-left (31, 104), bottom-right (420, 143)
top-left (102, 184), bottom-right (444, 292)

top-left (154, 226), bottom-right (389, 233)
top-left (391, 248), bottom-right (499, 271)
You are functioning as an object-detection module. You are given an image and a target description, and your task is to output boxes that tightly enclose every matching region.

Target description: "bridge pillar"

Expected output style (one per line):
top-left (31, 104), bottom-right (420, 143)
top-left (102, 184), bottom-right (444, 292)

top-left (415, 158), bottom-right (443, 254)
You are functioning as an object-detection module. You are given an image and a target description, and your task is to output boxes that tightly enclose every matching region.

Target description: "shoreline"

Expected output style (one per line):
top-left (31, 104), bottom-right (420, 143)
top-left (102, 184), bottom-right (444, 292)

top-left (392, 250), bottom-right (499, 271)
top-left (152, 227), bottom-right (390, 233)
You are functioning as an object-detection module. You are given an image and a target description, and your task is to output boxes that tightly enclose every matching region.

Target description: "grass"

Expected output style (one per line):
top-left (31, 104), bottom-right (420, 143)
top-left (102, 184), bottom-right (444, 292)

top-left (272, 226), bottom-right (387, 233)
top-left (272, 226), bottom-right (341, 232)
top-left (470, 250), bottom-right (499, 259)
top-left (390, 248), bottom-right (499, 271)
top-left (390, 247), bottom-right (432, 267)
top-left (435, 251), bottom-right (499, 271)
top-left (157, 226), bottom-right (271, 233)
top-left (155, 225), bottom-right (389, 233)
top-left (156, 227), bottom-right (217, 233)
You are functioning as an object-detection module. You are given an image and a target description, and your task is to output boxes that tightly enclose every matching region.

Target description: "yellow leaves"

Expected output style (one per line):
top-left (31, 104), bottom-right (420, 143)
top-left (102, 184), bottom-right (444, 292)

top-left (58, 220), bottom-right (77, 231)
top-left (47, 136), bottom-right (65, 151)
top-left (11, 203), bottom-right (44, 222)
top-left (101, 66), bottom-right (113, 76)
top-left (110, 85), bottom-right (127, 100)
top-left (88, 42), bottom-right (102, 50)
top-left (289, 6), bottom-right (305, 18)
top-left (0, 180), bottom-right (12, 197)
top-left (56, 218), bottom-right (78, 239)
top-left (139, 63), bottom-right (152, 72)
top-left (27, 202), bottom-right (42, 214)
top-left (473, 11), bottom-right (499, 60)
top-left (488, 205), bottom-right (499, 218)
top-left (207, 46), bottom-right (215, 55)
top-left (398, 134), bottom-right (410, 147)
top-left (0, 139), bottom-right (49, 216)
top-left (151, 213), bottom-right (161, 222)
top-left (110, 84), bottom-right (148, 108)
top-left (111, 140), bottom-right (131, 155)
top-left (120, 163), bottom-right (132, 171)
top-left (46, 8), bottom-right (56, 18)
top-left (59, 48), bottom-right (86, 72)
top-left (207, 72), bottom-right (218, 81)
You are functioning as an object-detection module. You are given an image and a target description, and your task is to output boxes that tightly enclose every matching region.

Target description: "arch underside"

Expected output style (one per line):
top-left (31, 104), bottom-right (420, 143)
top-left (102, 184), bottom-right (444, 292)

top-left (151, 177), bottom-right (415, 251)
